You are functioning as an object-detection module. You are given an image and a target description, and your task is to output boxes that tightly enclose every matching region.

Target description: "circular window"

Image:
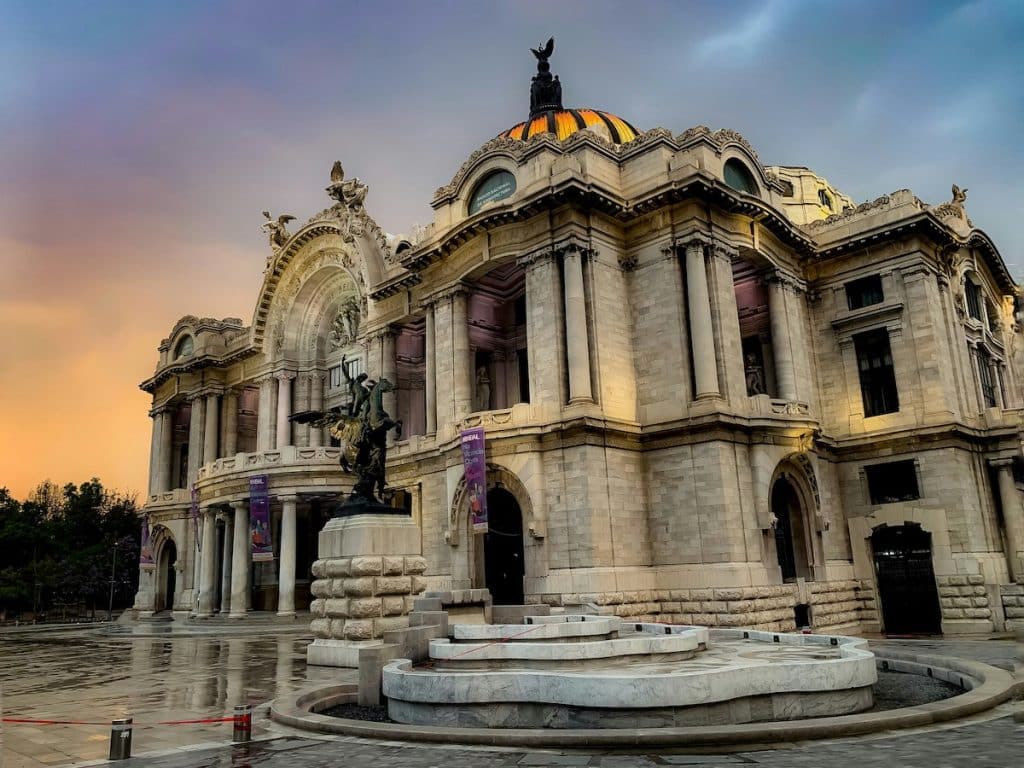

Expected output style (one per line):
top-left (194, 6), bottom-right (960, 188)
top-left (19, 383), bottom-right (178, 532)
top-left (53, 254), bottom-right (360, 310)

top-left (468, 170), bottom-right (516, 215)
top-left (174, 335), bottom-right (194, 359)
top-left (723, 159), bottom-right (759, 196)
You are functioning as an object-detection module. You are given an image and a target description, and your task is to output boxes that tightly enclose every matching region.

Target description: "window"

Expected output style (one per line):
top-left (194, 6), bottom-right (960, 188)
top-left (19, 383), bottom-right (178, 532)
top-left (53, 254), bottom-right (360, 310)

top-left (977, 349), bottom-right (997, 408)
top-left (965, 280), bottom-right (983, 321)
top-left (468, 170), bottom-right (516, 215)
top-left (723, 159), bottom-right (758, 195)
top-left (865, 460), bottom-right (920, 504)
top-left (818, 189), bottom-right (832, 210)
top-left (854, 328), bottom-right (899, 417)
top-left (174, 335), bottom-right (194, 359)
top-left (845, 275), bottom-right (884, 310)
top-left (329, 365), bottom-right (342, 390)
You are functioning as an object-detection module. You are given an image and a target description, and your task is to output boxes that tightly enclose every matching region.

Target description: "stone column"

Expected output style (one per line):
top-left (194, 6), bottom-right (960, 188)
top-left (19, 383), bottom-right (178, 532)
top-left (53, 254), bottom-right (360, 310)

top-left (684, 240), bottom-right (719, 399)
top-left (562, 246), bottom-right (593, 403)
top-left (257, 376), bottom-right (276, 451)
top-left (309, 373), bottom-right (325, 447)
top-left (293, 375), bottom-right (311, 447)
top-left (381, 330), bottom-right (398, 444)
top-left (424, 303), bottom-right (437, 433)
top-left (520, 250), bottom-right (566, 408)
top-left (275, 372), bottom-right (295, 449)
top-left (203, 392), bottom-right (220, 464)
top-left (186, 394), bottom-right (205, 486)
top-left (277, 495), bottom-right (297, 617)
top-left (197, 509), bottom-right (217, 616)
top-left (223, 390), bottom-right (239, 456)
top-left (993, 459), bottom-right (1024, 582)
top-left (157, 409), bottom-right (173, 492)
top-left (768, 273), bottom-right (797, 402)
top-left (452, 289), bottom-right (473, 420)
top-left (229, 501), bottom-right (250, 618)
top-left (991, 360), bottom-right (1005, 409)
top-left (220, 513), bottom-right (233, 613)
top-left (147, 407), bottom-right (162, 496)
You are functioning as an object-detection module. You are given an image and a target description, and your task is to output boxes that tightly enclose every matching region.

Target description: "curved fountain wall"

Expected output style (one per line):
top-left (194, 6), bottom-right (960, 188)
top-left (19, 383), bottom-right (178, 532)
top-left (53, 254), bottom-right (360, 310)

top-left (382, 617), bottom-right (876, 728)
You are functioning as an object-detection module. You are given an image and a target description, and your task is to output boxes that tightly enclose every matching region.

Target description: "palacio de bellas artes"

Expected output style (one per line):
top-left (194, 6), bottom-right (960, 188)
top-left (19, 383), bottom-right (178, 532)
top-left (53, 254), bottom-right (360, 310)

top-left (130, 34), bottom-right (1024, 654)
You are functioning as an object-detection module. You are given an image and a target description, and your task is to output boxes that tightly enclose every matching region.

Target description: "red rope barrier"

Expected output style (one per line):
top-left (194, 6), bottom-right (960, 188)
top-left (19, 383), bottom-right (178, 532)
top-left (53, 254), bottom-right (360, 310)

top-left (2, 715), bottom-right (243, 727)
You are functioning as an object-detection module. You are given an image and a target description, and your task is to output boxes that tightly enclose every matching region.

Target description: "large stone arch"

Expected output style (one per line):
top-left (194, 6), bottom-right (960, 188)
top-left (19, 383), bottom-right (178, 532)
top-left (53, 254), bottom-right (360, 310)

top-left (768, 452), bottom-right (826, 581)
top-left (445, 462), bottom-right (534, 547)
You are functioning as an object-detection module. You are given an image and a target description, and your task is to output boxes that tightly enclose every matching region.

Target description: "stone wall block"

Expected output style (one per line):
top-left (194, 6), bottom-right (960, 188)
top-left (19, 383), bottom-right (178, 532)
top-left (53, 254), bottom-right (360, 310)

top-left (324, 598), bottom-right (349, 618)
top-left (403, 556), bottom-right (428, 574)
top-left (971, 597), bottom-right (990, 608)
top-left (330, 618), bottom-right (347, 638)
top-left (713, 588), bottom-right (744, 601)
top-left (373, 616), bottom-right (409, 635)
top-left (690, 588), bottom-right (713, 601)
top-left (310, 580), bottom-right (331, 598)
top-left (350, 557), bottom-right (384, 576)
top-left (692, 613), bottom-right (716, 625)
top-left (669, 590), bottom-right (691, 600)
top-left (967, 575), bottom-right (986, 586)
top-left (382, 596), bottom-right (406, 616)
top-left (382, 556), bottom-right (405, 576)
top-left (952, 597), bottom-right (972, 608)
top-left (1005, 606), bottom-right (1024, 618)
top-left (310, 618), bottom-right (331, 638)
top-left (309, 599), bottom-right (326, 617)
top-left (349, 598), bottom-right (383, 618)
top-left (410, 575), bottom-right (428, 593)
top-left (343, 577), bottom-right (376, 597)
top-left (964, 607), bottom-right (992, 619)
top-left (311, 560), bottom-right (327, 579)
top-left (326, 558), bottom-right (352, 578)
top-left (343, 619), bottom-right (374, 640)
top-left (946, 576), bottom-right (969, 586)
top-left (330, 579), bottom-right (347, 597)
top-left (375, 576), bottom-right (413, 595)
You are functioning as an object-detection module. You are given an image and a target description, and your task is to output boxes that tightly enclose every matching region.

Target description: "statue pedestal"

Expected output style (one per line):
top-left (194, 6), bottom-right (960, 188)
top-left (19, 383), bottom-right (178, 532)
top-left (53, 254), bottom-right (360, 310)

top-left (307, 513), bottom-right (427, 668)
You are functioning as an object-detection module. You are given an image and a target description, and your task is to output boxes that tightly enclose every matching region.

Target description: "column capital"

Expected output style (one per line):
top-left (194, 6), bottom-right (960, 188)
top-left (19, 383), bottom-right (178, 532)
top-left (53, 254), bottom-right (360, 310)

top-left (988, 456), bottom-right (1017, 469)
top-left (427, 282), bottom-right (471, 304)
top-left (277, 493), bottom-right (299, 505)
top-left (517, 247), bottom-right (556, 269)
top-left (273, 370), bottom-right (297, 382)
top-left (229, 499), bottom-right (250, 510)
top-left (768, 269), bottom-right (805, 294)
top-left (149, 402), bottom-right (174, 418)
top-left (709, 241), bottom-right (739, 262)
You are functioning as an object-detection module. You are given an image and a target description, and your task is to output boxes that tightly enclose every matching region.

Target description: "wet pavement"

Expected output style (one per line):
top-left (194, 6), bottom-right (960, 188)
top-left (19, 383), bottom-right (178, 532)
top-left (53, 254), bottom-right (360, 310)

top-left (0, 626), bottom-right (346, 768)
top-left (0, 628), bottom-right (1019, 768)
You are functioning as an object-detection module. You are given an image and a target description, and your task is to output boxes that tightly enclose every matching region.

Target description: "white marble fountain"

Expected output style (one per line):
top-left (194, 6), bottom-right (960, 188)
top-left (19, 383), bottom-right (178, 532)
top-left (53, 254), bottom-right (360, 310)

top-left (381, 615), bottom-right (876, 728)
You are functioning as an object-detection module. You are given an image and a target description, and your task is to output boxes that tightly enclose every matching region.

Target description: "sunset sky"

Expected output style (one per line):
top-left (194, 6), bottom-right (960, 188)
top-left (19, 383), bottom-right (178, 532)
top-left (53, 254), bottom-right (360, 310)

top-left (2, 0), bottom-right (1022, 501)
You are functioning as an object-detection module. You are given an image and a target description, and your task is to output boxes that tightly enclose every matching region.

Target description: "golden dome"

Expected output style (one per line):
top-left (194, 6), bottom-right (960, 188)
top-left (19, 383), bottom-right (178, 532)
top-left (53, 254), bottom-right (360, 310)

top-left (498, 108), bottom-right (640, 144)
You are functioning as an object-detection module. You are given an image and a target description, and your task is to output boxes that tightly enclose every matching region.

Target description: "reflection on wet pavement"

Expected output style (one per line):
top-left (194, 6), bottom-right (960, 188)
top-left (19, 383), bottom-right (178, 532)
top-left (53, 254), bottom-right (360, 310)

top-left (0, 629), bottom-right (344, 768)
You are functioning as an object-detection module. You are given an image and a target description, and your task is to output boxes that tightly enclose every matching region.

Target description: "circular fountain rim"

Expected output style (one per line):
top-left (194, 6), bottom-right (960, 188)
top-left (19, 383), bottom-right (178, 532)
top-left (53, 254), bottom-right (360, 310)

top-left (270, 649), bottom-right (1020, 748)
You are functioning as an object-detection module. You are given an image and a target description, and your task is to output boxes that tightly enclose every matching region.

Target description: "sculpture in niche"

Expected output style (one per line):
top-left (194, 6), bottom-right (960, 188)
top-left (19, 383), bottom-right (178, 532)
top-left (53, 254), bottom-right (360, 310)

top-left (291, 355), bottom-right (402, 509)
top-left (261, 211), bottom-right (296, 250)
top-left (475, 366), bottom-right (492, 411)
top-left (744, 353), bottom-right (765, 396)
top-left (329, 296), bottom-right (361, 350)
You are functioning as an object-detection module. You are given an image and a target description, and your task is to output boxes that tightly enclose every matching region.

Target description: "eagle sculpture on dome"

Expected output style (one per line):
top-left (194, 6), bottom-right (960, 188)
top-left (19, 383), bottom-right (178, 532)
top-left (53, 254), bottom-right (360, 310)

top-left (261, 211), bottom-right (295, 250)
top-left (531, 37), bottom-right (554, 63)
top-left (326, 160), bottom-right (368, 209)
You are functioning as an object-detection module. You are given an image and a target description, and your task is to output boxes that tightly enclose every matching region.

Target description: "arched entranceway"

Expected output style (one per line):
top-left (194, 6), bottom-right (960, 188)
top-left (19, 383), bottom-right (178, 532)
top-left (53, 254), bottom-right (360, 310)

top-left (871, 524), bottom-right (942, 635)
top-left (156, 539), bottom-right (177, 613)
top-left (483, 488), bottom-right (525, 605)
top-left (770, 476), bottom-right (810, 581)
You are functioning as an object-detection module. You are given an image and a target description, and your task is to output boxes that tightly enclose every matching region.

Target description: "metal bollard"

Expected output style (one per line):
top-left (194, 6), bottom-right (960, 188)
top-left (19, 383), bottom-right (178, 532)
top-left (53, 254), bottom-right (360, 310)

top-left (232, 704), bottom-right (252, 743)
top-left (108, 717), bottom-right (133, 760)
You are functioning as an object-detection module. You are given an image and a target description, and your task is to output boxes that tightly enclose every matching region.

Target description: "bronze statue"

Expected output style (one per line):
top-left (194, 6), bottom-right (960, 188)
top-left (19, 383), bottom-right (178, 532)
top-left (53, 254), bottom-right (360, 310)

top-left (528, 36), bottom-right (563, 118)
top-left (261, 211), bottom-right (296, 249)
top-left (290, 361), bottom-right (403, 507)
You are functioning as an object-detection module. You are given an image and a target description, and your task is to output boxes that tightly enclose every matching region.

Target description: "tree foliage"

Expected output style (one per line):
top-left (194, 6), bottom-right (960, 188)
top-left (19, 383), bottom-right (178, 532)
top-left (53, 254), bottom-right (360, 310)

top-left (0, 479), bottom-right (141, 620)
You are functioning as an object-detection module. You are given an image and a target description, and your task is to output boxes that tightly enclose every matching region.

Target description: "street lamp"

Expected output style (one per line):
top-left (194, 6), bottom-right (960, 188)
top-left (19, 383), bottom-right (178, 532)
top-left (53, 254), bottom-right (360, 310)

top-left (107, 540), bottom-right (118, 622)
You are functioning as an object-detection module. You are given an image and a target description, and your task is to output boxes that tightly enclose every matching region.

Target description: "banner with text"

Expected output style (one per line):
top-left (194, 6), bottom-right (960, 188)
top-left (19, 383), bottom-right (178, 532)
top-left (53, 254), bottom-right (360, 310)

top-left (460, 427), bottom-right (489, 533)
top-left (249, 475), bottom-right (273, 562)
top-left (139, 514), bottom-right (154, 569)
top-left (190, 486), bottom-right (200, 551)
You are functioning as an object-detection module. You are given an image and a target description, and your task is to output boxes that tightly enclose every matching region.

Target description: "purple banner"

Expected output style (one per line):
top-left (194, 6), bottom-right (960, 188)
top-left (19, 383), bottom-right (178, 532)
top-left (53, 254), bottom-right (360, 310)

top-left (139, 514), bottom-right (154, 569)
top-left (460, 427), bottom-right (488, 533)
top-left (249, 475), bottom-right (273, 562)
top-left (190, 485), bottom-right (200, 551)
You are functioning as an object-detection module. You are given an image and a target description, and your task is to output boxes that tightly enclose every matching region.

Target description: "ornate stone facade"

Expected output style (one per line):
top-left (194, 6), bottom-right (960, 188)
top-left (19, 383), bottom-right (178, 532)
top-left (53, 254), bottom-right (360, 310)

top-left (132, 58), bottom-right (1024, 637)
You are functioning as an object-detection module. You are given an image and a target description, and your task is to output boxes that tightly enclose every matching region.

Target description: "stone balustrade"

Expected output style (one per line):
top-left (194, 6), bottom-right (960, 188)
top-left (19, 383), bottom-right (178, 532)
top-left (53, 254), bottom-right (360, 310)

top-left (196, 446), bottom-right (343, 481)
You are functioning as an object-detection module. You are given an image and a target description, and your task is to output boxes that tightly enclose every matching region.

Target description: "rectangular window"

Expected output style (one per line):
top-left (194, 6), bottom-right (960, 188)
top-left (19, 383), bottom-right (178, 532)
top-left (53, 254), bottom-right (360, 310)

top-left (865, 460), bottom-right (920, 504)
top-left (977, 350), bottom-right (997, 408)
top-left (965, 281), bottom-right (983, 321)
top-left (845, 275), bottom-right (884, 310)
top-left (328, 365), bottom-right (342, 390)
top-left (854, 328), bottom-right (899, 417)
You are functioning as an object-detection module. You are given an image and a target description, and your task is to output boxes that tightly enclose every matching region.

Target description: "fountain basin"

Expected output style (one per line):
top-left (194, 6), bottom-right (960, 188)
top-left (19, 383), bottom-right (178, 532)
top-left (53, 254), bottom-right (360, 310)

top-left (382, 624), bottom-right (876, 728)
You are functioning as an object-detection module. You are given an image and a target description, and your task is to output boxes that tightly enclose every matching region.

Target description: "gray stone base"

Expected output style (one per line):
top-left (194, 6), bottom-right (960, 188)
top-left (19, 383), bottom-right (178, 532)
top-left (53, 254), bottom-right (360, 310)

top-left (307, 638), bottom-right (382, 668)
top-left (386, 686), bottom-right (874, 729)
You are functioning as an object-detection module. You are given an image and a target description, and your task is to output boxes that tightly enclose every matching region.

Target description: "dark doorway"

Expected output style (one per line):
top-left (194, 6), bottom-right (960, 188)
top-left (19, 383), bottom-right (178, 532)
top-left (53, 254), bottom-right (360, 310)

top-left (871, 524), bottom-right (942, 635)
top-left (771, 477), bottom-right (809, 581)
top-left (483, 488), bottom-right (525, 605)
top-left (158, 540), bottom-right (177, 612)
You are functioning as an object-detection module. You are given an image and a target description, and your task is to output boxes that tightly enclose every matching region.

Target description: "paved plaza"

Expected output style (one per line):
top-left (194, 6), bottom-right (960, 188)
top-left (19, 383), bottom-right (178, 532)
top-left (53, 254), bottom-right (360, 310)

top-left (0, 627), bottom-right (1020, 768)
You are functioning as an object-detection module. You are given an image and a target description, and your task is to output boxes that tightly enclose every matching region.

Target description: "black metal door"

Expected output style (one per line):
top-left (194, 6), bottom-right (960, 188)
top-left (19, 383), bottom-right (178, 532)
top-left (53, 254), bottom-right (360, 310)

top-left (483, 488), bottom-right (525, 605)
top-left (871, 524), bottom-right (942, 635)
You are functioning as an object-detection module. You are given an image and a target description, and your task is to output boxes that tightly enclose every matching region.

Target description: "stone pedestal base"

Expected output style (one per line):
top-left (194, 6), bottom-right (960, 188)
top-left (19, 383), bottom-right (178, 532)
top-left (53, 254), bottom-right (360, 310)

top-left (308, 513), bottom-right (427, 668)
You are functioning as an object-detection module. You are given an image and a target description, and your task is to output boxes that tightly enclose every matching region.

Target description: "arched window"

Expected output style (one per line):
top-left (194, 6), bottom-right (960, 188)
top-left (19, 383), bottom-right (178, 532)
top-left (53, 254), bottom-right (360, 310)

top-left (174, 335), bottom-right (194, 359)
top-left (964, 275), bottom-right (983, 321)
top-left (723, 158), bottom-right (759, 195)
top-left (468, 170), bottom-right (516, 215)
